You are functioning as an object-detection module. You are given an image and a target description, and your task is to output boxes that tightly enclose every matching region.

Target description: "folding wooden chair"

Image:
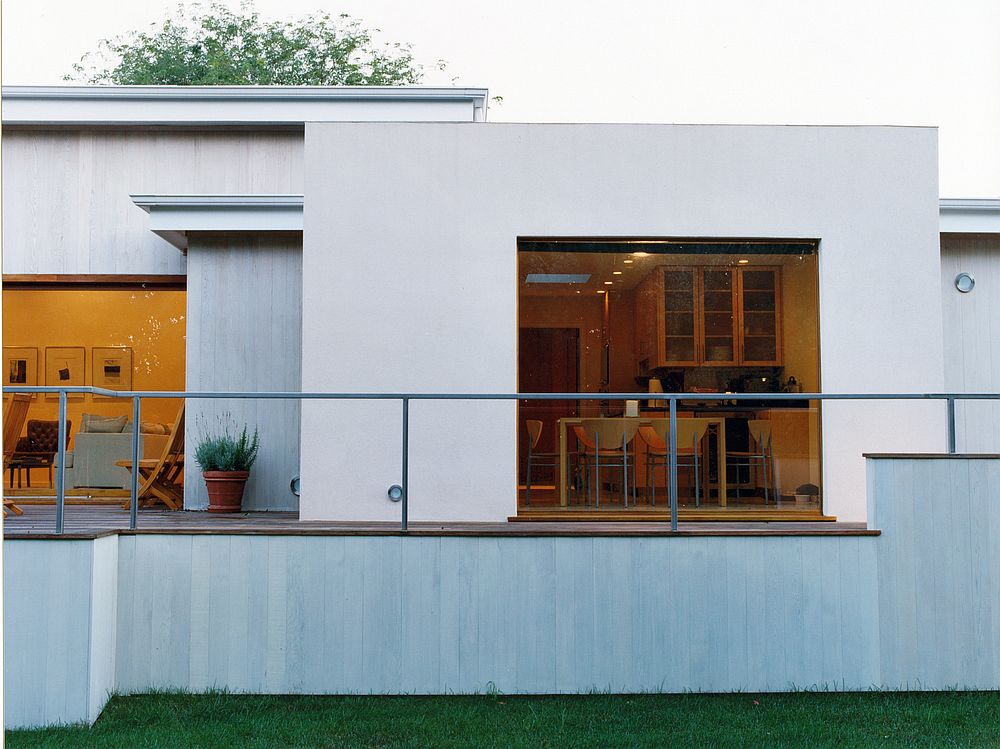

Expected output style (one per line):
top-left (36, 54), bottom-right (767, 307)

top-left (118, 405), bottom-right (185, 511)
top-left (3, 393), bottom-right (33, 516)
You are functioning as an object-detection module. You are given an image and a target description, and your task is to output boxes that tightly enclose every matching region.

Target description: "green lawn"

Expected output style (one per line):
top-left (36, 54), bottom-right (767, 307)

top-left (7, 691), bottom-right (1000, 748)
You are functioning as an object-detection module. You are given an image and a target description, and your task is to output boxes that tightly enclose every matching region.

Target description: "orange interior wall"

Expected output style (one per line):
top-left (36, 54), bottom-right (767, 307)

top-left (3, 289), bottom-right (186, 446)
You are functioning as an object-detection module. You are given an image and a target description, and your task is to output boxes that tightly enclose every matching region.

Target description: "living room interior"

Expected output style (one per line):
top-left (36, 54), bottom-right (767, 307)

top-left (2, 284), bottom-right (185, 496)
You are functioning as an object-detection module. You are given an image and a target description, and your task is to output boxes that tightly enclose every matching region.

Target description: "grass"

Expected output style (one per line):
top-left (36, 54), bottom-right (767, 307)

top-left (7, 691), bottom-right (1000, 748)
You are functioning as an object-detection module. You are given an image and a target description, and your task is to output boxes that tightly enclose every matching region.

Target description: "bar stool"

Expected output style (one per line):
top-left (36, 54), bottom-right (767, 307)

top-left (638, 418), bottom-right (708, 507)
top-left (726, 419), bottom-right (775, 503)
top-left (523, 419), bottom-right (569, 506)
top-left (573, 419), bottom-right (638, 508)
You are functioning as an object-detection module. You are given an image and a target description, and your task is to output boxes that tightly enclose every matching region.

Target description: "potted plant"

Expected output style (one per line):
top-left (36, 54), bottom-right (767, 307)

top-left (194, 424), bottom-right (260, 513)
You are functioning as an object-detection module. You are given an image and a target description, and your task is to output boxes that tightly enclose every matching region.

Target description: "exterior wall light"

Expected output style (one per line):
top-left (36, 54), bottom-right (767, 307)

top-left (387, 484), bottom-right (404, 502)
top-left (290, 475), bottom-right (301, 496)
top-left (955, 272), bottom-right (975, 293)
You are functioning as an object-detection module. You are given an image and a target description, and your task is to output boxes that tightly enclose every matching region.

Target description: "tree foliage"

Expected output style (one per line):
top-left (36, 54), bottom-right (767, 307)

top-left (67, 2), bottom-right (441, 86)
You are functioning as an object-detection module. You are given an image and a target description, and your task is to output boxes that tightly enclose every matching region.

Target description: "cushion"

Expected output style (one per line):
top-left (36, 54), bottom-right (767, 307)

top-left (123, 421), bottom-right (170, 435)
top-left (81, 413), bottom-right (128, 433)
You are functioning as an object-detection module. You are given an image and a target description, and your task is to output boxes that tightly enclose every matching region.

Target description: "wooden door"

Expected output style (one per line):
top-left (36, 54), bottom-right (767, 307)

top-left (518, 327), bottom-right (579, 484)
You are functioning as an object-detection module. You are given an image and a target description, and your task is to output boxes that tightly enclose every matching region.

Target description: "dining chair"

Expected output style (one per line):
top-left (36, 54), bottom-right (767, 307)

top-left (573, 418), bottom-right (638, 508)
top-left (726, 419), bottom-right (775, 503)
top-left (523, 419), bottom-right (571, 506)
top-left (638, 418), bottom-right (709, 507)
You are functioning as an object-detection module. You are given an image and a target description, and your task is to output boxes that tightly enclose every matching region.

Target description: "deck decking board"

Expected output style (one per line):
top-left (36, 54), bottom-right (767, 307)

top-left (3, 505), bottom-right (876, 539)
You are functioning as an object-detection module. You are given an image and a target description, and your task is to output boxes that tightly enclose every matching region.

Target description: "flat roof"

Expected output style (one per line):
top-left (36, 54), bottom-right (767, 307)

top-left (1, 85), bottom-right (489, 126)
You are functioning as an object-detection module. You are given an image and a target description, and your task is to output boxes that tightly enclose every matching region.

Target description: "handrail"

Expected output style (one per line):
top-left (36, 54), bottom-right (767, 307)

top-left (4, 386), bottom-right (1000, 534)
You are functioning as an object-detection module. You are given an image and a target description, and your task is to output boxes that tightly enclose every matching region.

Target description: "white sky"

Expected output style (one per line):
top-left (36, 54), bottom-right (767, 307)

top-left (3, 0), bottom-right (998, 196)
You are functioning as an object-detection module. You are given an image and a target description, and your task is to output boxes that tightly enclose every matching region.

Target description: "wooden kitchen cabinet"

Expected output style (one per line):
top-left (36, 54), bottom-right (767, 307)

top-left (634, 265), bottom-right (782, 373)
top-left (737, 268), bottom-right (782, 366)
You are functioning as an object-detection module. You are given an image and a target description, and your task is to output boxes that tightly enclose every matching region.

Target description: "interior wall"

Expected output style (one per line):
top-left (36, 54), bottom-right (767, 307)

top-left (2, 289), bottom-right (186, 447)
top-left (519, 295), bottom-right (604, 393)
top-left (781, 256), bottom-right (820, 393)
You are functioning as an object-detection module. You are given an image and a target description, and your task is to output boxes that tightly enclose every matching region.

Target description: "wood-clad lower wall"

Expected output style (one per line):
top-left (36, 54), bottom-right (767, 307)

top-left (185, 235), bottom-right (303, 511)
top-left (5, 456), bottom-right (999, 728)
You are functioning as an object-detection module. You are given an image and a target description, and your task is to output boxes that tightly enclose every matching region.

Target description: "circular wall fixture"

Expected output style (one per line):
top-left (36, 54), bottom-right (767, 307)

top-left (955, 272), bottom-right (975, 293)
top-left (387, 484), bottom-right (403, 502)
top-left (289, 476), bottom-right (300, 496)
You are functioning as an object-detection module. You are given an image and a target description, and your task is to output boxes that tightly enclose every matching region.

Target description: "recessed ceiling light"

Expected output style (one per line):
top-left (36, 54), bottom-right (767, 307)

top-left (738, 259), bottom-right (750, 265)
top-left (604, 281), bottom-right (613, 285)
top-left (597, 289), bottom-right (606, 294)
top-left (623, 259), bottom-right (634, 264)
top-left (632, 252), bottom-right (650, 257)
top-left (612, 271), bottom-right (623, 275)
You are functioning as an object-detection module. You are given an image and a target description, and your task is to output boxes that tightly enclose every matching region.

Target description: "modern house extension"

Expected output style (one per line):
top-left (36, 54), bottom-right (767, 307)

top-left (3, 86), bottom-right (1000, 728)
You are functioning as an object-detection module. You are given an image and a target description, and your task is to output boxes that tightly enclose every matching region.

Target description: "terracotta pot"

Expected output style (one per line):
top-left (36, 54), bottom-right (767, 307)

top-left (203, 470), bottom-right (250, 513)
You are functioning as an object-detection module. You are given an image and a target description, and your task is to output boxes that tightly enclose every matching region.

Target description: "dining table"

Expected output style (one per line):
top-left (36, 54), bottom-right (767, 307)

top-left (556, 416), bottom-right (728, 507)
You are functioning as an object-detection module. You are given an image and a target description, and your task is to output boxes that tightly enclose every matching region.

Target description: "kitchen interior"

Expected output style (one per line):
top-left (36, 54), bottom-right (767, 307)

top-left (517, 238), bottom-right (823, 518)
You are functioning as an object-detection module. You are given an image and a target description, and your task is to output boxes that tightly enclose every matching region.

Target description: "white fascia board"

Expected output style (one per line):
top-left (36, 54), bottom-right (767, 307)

top-left (132, 194), bottom-right (303, 251)
top-left (940, 198), bottom-right (1000, 234)
top-left (2, 85), bottom-right (489, 125)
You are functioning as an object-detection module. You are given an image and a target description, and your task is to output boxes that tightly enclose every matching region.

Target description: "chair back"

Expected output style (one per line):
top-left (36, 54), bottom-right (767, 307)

top-left (574, 418), bottom-right (638, 452)
top-left (640, 418), bottom-right (710, 452)
top-left (747, 419), bottom-right (773, 452)
top-left (637, 425), bottom-right (666, 451)
top-left (2, 394), bottom-right (32, 464)
top-left (26, 420), bottom-right (71, 456)
top-left (525, 419), bottom-right (543, 450)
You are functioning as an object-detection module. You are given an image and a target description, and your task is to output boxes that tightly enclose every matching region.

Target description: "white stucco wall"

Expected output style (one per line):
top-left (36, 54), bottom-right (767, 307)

top-left (301, 122), bottom-right (943, 523)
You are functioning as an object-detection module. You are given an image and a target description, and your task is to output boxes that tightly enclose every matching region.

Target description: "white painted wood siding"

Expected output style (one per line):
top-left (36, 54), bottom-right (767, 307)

top-left (184, 235), bottom-right (302, 511)
top-left (3, 537), bottom-right (117, 729)
top-left (941, 234), bottom-right (1000, 451)
top-left (868, 456), bottom-right (1000, 689)
top-left (110, 533), bottom-right (880, 695)
top-left (1, 129), bottom-right (303, 275)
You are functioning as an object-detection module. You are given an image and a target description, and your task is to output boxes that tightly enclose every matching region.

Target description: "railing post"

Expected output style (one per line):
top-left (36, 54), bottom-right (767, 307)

top-left (401, 397), bottom-right (409, 532)
top-left (129, 395), bottom-right (141, 530)
top-left (947, 396), bottom-right (956, 454)
top-left (669, 396), bottom-right (678, 532)
top-left (55, 390), bottom-right (68, 535)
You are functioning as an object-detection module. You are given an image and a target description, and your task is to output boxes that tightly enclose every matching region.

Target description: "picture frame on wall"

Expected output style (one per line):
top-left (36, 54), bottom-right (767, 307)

top-left (3, 347), bottom-right (38, 399)
top-left (93, 346), bottom-right (133, 397)
top-left (44, 346), bottom-right (86, 399)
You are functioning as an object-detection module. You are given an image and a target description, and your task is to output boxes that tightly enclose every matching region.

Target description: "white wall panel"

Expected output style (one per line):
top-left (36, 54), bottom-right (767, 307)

top-left (940, 234), bottom-right (1000, 452)
top-left (184, 235), bottom-right (302, 510)
top-left (302, 123), bottom-right (943, 523)
top-left (1, 129), bottom-right (303, 275)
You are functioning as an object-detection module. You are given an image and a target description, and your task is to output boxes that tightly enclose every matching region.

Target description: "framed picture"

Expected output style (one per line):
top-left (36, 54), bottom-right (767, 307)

top-left (44, 346), bottom-right (86, 399)
top-left (93, 346), bottom-right (133, 396)
top-left (3, 347), bottom-right (38, 399)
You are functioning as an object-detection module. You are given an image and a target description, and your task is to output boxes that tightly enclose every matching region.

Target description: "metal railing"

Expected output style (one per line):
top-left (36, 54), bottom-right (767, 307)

top-left (4, 386), bottom-right (1000, 534)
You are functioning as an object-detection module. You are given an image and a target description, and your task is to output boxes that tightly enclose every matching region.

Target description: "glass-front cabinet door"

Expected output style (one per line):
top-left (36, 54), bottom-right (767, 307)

top-left (662, 269), bottom-right (699, 365)
top-left (738, 268), bottom-right (782, 365)
top-left (700, 269), bottom-right (738, 365)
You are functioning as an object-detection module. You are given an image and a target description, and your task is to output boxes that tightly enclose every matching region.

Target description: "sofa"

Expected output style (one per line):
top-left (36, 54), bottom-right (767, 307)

top-left (61, 414), bottom-right (171, 490)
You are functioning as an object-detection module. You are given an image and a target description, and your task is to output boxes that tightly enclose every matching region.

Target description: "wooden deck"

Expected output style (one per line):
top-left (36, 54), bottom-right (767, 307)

top-left (3, 504), bottom-right (877, 539)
